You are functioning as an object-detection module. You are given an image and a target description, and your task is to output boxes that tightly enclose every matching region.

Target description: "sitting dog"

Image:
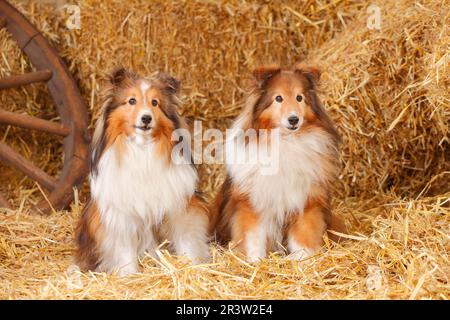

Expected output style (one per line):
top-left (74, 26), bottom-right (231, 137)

top-left (215, 64), bottom-right (345, 261)
top-left (75, 69), bottom-right (212, 275)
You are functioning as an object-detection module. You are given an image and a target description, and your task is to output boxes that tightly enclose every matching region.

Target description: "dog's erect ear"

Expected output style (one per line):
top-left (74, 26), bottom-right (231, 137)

top-left (294, 63), bottom-right (321, 88)
top-left (109, 68), bottom-right (136, 86)
top-left (252, 64), bottom-right (281, 86)
top-left (156, 72), bottom-right (180, 94)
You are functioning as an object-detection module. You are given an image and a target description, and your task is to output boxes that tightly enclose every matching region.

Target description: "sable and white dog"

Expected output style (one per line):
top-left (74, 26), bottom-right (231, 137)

top-left (75, 69), bottom-right (212, 276)
top-left (215, 64), bottom-right (345, 261)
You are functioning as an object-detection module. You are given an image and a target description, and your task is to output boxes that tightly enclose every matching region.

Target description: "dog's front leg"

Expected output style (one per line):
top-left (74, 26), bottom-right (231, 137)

top-left (97, 221), bottom-right (139, 276)
top-left (138, 226), bottom-right (159, 260)
top-left (168, 204), bottom-right (210, 263)
top-left (286, 203), bottom-right (327, 260)
top-left (231, 204), bottom-right (266, 262)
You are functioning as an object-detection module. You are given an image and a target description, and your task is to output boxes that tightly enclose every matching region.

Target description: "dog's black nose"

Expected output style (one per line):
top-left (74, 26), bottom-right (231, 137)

top-left (288, 115), bottom-right (299, 126)
top-left (141, 114), bottom-right (152, 125)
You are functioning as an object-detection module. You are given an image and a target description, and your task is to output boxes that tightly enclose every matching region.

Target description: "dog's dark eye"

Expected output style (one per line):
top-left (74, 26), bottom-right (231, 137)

top-left (151, 99), bottom-right (158, 107)
top-left (275, 95), bottom-right (283, 103)
top-left (128, 98), bottom-right (137, 105)
top-left (296, 95), bottom-right (303, 102)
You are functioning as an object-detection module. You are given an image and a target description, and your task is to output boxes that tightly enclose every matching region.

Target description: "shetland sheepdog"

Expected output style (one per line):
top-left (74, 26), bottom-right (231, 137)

top-left (75, 69), bottom-right (212, 276)
top-left (215, 63), bottom-right (345, 261)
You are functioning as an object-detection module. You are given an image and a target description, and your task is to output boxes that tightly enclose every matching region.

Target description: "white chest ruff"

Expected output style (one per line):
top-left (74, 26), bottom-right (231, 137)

top-left (91, 138), bottom-right (197, 226)
top-left (227, 130), bottom-right (332, 224)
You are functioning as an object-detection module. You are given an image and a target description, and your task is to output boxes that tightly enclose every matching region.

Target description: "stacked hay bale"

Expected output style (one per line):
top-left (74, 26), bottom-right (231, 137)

top-left (1, 0), bottom-right (447, 206)
top-left (0, 0), bottom-right (449, 300)
top-left (311, 0), bottom-right (449, 198)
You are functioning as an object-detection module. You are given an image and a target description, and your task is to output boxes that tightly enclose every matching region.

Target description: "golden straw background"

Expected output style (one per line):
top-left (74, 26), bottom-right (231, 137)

top-left (0, 0), bottom-right (449, 299)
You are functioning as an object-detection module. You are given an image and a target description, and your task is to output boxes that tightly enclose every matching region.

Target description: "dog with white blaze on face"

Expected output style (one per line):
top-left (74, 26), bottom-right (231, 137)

top-left (75, 69), bottom-right (214, 276)
top-left (214, 63), bottom-right (346, 262)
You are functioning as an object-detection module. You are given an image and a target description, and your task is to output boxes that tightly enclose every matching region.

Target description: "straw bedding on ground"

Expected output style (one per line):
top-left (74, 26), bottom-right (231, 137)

top-left (0, 0), bottom-right (449, 299)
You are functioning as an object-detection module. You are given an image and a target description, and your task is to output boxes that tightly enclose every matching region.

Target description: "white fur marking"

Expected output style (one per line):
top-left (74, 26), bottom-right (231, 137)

top-left (91, 137), bottom-right (199, 274)
top-left (244, 225), bottom-right (267, 262)
top-left (140, 81), bottom-right (151, 107)
top-left (226, 116), bottom-right (334, 252)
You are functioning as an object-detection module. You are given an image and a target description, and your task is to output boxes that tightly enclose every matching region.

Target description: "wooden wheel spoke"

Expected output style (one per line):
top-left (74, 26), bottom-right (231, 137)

top-left (0, 1), bottom-right (90, 212)
top-left (0, 141), bottom-right (57, 191)
top-left (0, 69), bottom-right (53, 89)
top-left (0, 191), bottom-right (11, 209)
top-left (0, 109), bottom-right (70, 136)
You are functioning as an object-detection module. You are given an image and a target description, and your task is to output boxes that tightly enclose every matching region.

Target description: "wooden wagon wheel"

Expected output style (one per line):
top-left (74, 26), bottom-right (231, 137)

top-left (0, 0), bottom-right (89, 213)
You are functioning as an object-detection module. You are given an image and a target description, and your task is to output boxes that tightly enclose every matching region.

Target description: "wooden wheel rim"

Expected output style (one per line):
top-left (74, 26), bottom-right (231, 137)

top-left (0, 0), bottom-right (89, 213)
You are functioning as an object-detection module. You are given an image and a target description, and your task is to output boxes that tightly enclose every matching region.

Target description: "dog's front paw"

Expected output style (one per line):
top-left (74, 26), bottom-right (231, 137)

top-left (245, 253), bottom-right (266, 263)
top-left (115, 263), bottom-right (138, 277)
top-left (286, 248), bottom-right (315, 261)
top-left (186, 248), bottom-right (210, 265)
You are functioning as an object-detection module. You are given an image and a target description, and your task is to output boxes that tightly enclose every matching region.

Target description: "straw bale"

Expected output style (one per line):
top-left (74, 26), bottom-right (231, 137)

top-left (0, 0), bottom-right (448, 299)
